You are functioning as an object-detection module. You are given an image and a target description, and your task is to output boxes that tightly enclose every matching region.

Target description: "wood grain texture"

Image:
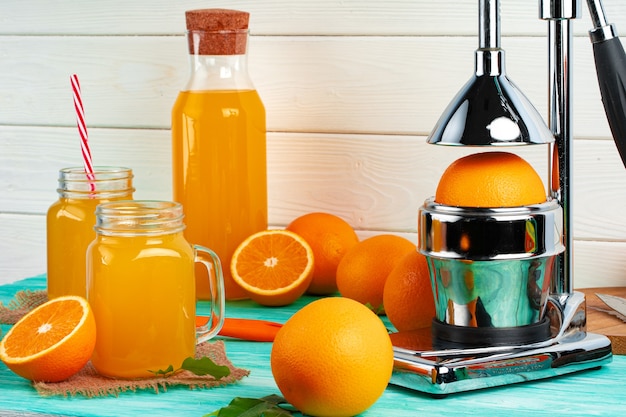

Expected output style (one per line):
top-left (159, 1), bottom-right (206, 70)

top-left (0, 35), bottom-right (614, 139)
top-left (2, 3), bottom-right (626, 415)
top-left (3, 126), bottom-right (625, 234)
top-left (0, 0), bottom-right (569, 36)
top-left (0, 214), bottom-right (46, 283)
top-left (580, 288), bottom-right (626, 354)
top-left (1, 1), bottom-right (626, 292)
top-left (1, 276), bottom-right (626, 417)
top-left (2, 125), bottom-right (626, 287)
top-left (1, 222), bottom-right (625, 290)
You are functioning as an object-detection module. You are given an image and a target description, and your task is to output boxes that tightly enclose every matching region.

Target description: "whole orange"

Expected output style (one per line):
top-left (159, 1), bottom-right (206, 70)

top-left (383, 250), bottom-right (436, 331)
top-left (336, 234), bottom-right (416, 313)
top-left (286, 212), bottom-right (359, 295)
top-left (270, 297), bottom-right (394, 417)
top-left (435, 151), bottom-right (546, 207)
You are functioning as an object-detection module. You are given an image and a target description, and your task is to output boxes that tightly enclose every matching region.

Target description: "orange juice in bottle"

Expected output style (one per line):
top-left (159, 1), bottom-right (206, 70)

top-left (86, 201), bottom-right (224, 379)
top-left (172, 9), bottom-right (267, 300)
top-left (46, 167), bottom-right (133, 299)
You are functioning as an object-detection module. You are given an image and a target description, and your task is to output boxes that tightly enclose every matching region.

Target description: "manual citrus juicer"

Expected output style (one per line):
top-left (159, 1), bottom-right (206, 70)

top-left (390, 0), bottom-right (626, 396)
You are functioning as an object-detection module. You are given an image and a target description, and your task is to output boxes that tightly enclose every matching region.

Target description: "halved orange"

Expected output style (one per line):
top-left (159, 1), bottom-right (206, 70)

top-left (231, 230), bottom-right (315, 306)
top-left (0, 295), bottom-right (96, 382)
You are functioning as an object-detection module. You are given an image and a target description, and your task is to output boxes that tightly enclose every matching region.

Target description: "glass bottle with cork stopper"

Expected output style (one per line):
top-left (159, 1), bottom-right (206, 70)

top-left (172, 8), bottom-right (267, 300)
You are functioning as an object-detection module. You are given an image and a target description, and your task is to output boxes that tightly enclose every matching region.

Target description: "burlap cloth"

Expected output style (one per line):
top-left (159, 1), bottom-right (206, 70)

top-left (0, 289), bottom-right (48, 325)
top-left (0, 290), bottom-right (249, 397)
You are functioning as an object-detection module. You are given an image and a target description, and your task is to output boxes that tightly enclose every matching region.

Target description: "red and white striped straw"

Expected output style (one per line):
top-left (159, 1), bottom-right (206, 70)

top-left (70, 74), bottom-right (95, 188)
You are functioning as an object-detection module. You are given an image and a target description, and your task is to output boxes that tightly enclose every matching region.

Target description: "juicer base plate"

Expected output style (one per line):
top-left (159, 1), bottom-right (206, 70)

top-left (390, 331), bottom-right (612, 396)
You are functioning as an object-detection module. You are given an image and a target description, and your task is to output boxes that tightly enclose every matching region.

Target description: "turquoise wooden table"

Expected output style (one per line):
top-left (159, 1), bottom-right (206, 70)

top-left (1, 275), bottom-right (625, 417)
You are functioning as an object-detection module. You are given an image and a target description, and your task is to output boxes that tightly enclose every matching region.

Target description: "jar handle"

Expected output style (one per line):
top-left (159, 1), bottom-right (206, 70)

top-left (193, 244), bottom-right (225, 344)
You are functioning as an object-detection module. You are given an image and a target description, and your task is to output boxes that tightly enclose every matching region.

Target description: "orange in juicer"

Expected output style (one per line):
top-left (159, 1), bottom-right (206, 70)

top-left (435, 151), bottom-right (546, 208)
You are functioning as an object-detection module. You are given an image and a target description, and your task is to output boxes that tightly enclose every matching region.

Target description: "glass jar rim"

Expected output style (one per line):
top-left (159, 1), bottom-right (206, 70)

top-left (95, 200), bottom-right (185, 236)
top-left (57, 166), bottom-right (134, 197)
top-left (60, 166), bottom-right (132, 180)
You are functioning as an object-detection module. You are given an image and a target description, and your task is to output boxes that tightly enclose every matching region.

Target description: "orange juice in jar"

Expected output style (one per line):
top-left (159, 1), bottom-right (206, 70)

top-left (86, 201), bottom-right (225, 379)
top-left (172, 9), bottom-right (267, 300)
top-left (46, 167), bottom-right (133, 299)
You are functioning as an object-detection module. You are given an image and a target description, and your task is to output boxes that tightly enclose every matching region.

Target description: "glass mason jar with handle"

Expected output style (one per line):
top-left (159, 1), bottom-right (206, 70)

top-left (86, 200), bottom-right (225, 379)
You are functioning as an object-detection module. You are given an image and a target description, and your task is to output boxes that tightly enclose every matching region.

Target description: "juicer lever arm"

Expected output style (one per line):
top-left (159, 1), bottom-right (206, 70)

top-left (587, 0), bottom-right (626, 168)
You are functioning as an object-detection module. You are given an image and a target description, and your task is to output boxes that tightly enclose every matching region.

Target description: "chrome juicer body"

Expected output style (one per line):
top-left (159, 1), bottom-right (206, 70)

top-left (390, 0), bottom-right (617, 396)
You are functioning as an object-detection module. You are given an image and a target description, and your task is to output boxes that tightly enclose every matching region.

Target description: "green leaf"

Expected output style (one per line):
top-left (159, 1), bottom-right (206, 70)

top-left (259, 394), bottom-right (290, 406)
top-left (149, 364), bottom-right (175, 377)
top-left (204, 395), bottom-right (297, 417)
top-left (148, 356), bottom-right (231, 380)
top-left (181, 356), bottom-right (231, 380)
top-left (365, 302), bottom-right (385, 315)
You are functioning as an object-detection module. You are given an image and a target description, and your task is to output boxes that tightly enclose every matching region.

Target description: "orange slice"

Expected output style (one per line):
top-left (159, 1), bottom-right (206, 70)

top-left (231, 230), bottom-right (315, 306)
top-left (0, 295), bottom-right (96, 382)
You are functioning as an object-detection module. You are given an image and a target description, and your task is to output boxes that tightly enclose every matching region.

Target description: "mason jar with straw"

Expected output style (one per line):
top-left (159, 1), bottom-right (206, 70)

top-left (46, 75), bottom-right (135, 299)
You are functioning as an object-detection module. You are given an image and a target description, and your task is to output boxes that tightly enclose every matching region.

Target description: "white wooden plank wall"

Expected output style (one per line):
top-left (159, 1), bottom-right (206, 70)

top-left (1, 1), bottom-right (625, 288)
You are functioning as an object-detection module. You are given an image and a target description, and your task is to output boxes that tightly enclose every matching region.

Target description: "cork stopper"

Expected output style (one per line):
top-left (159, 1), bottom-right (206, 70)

top-left (185, 9), bottom-right (250, 55)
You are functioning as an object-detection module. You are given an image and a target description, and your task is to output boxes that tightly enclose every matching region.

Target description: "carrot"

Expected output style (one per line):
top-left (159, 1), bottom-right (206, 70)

top-left (196, 316), bottom-right (283, 342)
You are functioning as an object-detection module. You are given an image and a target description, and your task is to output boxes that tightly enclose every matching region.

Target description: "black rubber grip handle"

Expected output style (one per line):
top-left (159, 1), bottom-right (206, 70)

top-left (592, 36), bottom-right (626, 168)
